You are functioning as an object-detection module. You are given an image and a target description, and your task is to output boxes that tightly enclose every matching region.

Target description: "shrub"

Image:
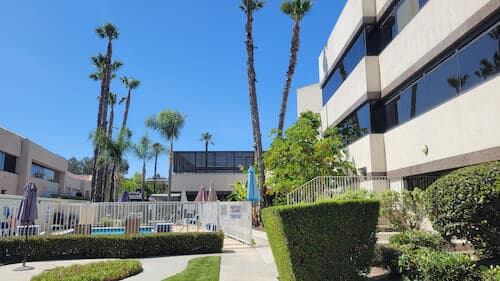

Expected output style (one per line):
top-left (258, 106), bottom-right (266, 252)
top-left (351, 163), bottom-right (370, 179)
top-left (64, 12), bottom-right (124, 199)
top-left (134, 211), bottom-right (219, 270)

top-left (0, 232), bottom-right (224, 264)
top-left (425, 161), bottom-right (500, 258)
top-left (481, 265), bottom-right (500, 281)
top-left (31, 259), bottom-right (143, 281)
top-left (262, 199), bottom-right (379, 281)
top-left (399, 247), bottom-right (480, 281)
top-left (330, 189), bottom-right (375, 200)
top-left (389, 230), bottom-right (447, 249)
top-left (380, 188), bottom-right (427, 231)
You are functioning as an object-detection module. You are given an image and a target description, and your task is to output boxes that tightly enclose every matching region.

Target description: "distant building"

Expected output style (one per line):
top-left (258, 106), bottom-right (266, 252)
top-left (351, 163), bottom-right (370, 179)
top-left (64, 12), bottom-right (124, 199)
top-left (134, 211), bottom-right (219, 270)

top-left (0, 127), bottom-right (91, 198)
top-left (170, 151), bottom-right (254, 200)
top-left (297, 0), bottom-right (499, 189)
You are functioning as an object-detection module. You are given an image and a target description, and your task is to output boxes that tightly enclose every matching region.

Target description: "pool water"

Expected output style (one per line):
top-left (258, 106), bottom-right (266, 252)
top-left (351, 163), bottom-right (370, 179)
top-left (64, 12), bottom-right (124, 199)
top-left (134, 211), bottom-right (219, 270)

top-left (68, 226), bottom-right (154, 235)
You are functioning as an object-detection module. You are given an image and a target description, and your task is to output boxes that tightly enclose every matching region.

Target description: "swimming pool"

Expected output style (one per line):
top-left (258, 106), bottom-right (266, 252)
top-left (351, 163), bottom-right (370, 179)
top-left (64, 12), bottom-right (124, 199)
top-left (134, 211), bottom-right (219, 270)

top-left (67, 226), bottom-right (154, 235)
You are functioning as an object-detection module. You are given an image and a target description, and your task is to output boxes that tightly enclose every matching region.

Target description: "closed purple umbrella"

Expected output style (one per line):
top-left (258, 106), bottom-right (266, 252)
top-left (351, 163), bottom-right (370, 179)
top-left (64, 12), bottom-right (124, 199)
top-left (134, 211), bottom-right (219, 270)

top-left (118, 190), bottom-right (130, 202)
top-left (194, 185), bottom-right (207, 202)
top-left (14, 182), bottom-right (38, 271)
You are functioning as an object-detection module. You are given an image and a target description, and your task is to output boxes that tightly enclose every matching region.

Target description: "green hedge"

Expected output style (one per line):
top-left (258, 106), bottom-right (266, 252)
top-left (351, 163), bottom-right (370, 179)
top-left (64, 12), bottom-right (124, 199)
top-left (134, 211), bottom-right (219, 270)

top-left (0, 232), bottom-right (224, 265)
top-left (389, 230), bottom-right (448, 250)
top-left (425, 161), bottom-right (500, 258)
top-left (31, 259), bottom-right (143, 281)
top-left (262, 199), bottom-right (379, 281)
top-left (399, 247), bottom-right (481, 281)
top-left (481, 265), bottom-right (500, 281)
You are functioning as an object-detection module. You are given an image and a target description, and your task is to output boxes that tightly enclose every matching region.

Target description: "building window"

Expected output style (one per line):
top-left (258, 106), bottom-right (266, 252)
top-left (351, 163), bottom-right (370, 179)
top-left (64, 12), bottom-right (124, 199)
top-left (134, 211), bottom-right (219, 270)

top-left (336, 103), bottom-right (372, 146)
top-left (379, 0), bottom-right (427, 52)
top-left (0, 151), bottom-right (16, 174)
top-left (385, 22), bottom-right (499, 131)
top-left (31, 163), bottom-right (59, 182)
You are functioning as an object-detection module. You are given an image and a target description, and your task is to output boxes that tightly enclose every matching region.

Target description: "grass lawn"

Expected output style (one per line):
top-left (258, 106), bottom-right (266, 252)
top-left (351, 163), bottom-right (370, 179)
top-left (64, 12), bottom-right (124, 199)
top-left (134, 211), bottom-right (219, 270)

top-left (31, 260), bottom-right (142, 281)
top-left (163, 256), bottom-right (221, 281)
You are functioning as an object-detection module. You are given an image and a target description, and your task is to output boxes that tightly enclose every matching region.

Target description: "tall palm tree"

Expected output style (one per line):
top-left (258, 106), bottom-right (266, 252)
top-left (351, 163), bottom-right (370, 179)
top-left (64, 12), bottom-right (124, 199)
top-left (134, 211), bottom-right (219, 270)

top-left (120, 76), bottom-right (141, 134)
top-left (151, 142), bottom-right (167, 193)
top-left (199, 132), bottom-right (214, 173)
top-left (146, 110), bottom-right (186, 200)
top-left (277, 0), bottom-right (312, 137)
top-left (133, 135), bottom-right (154, 200)
top-left (91, 22), bottom-right (119, 202)
top-left (240, 0), bottom-right (268, 207)
top-left (91, 128), bottom-right (130, 202)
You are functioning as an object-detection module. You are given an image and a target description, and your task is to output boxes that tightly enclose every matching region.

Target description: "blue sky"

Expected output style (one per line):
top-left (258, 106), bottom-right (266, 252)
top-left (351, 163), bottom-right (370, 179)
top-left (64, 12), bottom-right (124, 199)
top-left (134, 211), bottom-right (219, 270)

top-left (0, 0), bottom-right (345, 177)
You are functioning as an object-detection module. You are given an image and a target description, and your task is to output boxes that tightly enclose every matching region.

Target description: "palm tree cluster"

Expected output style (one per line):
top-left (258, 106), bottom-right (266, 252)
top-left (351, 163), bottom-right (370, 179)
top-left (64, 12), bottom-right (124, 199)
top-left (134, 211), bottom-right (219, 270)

top-left (90, 22), bottom-right (142, 202)
top-left (240, 0), bottom-right (312, 207)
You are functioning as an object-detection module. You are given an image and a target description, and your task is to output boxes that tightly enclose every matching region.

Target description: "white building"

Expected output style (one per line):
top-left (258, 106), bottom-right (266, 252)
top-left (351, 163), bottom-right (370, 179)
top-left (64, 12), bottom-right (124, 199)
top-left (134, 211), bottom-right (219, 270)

top-left (297, 0), bottom-right (499, 189)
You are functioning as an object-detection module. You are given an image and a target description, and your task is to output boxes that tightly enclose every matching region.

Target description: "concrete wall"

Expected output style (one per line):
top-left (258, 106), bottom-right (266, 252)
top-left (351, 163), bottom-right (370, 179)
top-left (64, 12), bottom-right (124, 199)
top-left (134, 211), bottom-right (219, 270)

top-left (376, 0), bottom-right (392, 18)
top-left (0, 171), bottom-right (18, 194)
top-left (318, 0), bottom-right (377, 82)
top-left (321, 56), bottom-right (380, 128)
top-left (297, 83), bottom-right (323, 116)
top-left (347, 134), bottom-right (387, 175)
top-left (0, 129), bottom-right (22, 157)
top-left (379, 0), bottom-right (499, 96)
top-left (171, 173), bottom-right (247, 192)
top-left (384, 76), bottom-right (500, 174)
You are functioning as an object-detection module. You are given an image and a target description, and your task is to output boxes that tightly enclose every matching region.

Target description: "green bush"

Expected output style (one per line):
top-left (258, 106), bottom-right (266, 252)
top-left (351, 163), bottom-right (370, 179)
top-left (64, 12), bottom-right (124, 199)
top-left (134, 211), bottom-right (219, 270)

top-left (262, 199), bottom-right (379, 281)
top-left (380, 188), bottom-right (427, 231)
top-left (399, 247), bottom-right (481, 281)
top-left (330, 189), bottom-right (375, 200)
top-left (482, 265), bottom-right (500, 281)
top-left (0, 232), bottom-right (224, 264)
top-left (425, 161), bottom-right (500, 258)
top-left (31, 259), bottom-right (142, 281)
top-left (389, 230), bottom-right (448, 250)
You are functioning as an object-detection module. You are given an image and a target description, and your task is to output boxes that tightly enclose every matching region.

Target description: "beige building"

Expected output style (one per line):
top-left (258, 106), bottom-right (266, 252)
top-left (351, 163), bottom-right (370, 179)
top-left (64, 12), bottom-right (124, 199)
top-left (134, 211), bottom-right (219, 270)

top-left (0, 127), bottom-right (91, 198)
top-left (297, 0), bottom-right (500, 189)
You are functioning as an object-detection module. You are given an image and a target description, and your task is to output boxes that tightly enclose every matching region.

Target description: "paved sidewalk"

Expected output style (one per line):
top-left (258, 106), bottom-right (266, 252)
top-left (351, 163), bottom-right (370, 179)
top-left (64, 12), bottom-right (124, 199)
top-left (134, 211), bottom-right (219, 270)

top-left (219, 230), bottom-right (278, 281)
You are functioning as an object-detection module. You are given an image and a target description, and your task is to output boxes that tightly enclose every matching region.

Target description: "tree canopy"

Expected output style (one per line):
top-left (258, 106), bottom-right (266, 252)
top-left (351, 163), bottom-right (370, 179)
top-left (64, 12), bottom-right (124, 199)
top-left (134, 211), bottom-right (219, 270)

top-left (264, 111), bottom-right (356, 194)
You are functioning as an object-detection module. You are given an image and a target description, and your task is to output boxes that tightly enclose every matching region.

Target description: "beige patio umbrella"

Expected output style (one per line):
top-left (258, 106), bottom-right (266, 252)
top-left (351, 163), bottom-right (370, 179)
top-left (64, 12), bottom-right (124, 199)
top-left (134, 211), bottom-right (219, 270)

top-left (207, 182), bottom-right (218, 202)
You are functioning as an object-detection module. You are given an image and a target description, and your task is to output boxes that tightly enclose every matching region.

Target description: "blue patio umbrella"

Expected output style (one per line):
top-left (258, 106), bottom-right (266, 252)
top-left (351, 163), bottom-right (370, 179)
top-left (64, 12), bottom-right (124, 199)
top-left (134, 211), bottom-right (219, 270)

top-left (118, 190), bottom-right (130, 202)
top-left (246, 166), bottom-right (260, 203)
top-left (15, 182), bottom-right (38, 271)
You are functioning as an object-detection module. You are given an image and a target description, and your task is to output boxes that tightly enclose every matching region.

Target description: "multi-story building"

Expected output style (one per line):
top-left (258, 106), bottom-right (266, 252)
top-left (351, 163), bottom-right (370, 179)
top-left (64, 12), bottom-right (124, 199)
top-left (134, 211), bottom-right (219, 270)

top-left (0, 127), bottom-right (91, 198)
top-left (297, 0), bottom-right (499, 190)
top-left (171, 151), bottom-right (254, 200)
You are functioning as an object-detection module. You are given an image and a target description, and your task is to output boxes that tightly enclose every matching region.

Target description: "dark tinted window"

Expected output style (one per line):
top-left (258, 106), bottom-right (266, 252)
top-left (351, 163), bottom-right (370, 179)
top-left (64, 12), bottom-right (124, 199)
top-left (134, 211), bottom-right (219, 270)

top-left (385, 99), bottom-right (398, 129)
top-left (337, 103), bottom-right (371, 146)
top-left (31, 163), bottom-right (58, 182)
top-left (322, 29), bottom-right (368, 105)
top-left (458, 25), bottom-right (500, 92)
top-left (397, 87), bottom-right (414, 124)
top-left (0, 152), bottom-right (16, 174)
top-left (416, 55), bottom-right (460, 115)
top-left (174, 151), bottom-right (254, 173)
top-left (380, 12), bottom-right (396, 51)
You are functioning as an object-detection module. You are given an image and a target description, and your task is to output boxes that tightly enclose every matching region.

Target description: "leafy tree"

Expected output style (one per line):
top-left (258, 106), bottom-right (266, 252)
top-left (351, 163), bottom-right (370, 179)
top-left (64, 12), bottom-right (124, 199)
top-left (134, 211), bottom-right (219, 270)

top-left (277, 0), bottom-right (312, 136)
top-left (240, 0), bottom-right (268, 206)
top-left (119, 76), bottom-right (140, 134)
top-left (91, 128), bottom-right (131, 201)
top-left (151, 142), bottom-right (167, 193)
top-left (264, 111), bottom-right (356, 195)
top-left (227, 181), bottom-right (247, 201)
top-left (200, 132), bottom-right (214, 173)
top-left (146, 110), bottom-right (186, 200)
top-left (132, 135), bottom-right (154, 199)
top-left (67, 157), bottom-right (82, 174)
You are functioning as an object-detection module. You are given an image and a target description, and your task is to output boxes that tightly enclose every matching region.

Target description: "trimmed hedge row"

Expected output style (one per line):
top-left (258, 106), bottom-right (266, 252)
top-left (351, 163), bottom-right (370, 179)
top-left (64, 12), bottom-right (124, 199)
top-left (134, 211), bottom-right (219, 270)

top-left (0, 232), bottom-right (224, 264)
top-left (31, 259), bottom-right (143, 281)
top-left (262, 199), bottom-right (379, 281)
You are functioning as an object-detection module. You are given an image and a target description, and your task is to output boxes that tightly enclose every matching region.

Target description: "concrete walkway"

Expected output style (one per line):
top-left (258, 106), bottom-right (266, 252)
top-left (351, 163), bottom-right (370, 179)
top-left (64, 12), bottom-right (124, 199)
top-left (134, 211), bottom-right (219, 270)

top-left (0, 230), bottom-right (279, 281)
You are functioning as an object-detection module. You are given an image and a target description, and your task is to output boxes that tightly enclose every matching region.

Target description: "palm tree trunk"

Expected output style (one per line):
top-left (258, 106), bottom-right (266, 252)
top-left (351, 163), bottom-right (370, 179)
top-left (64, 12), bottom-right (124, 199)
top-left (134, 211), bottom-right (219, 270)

top-left (121, 89), bottom-right (131, 134)
top-left (153, 153), bottom-right (158, 193)
top-left (168, 140), bottom-right (174, 201)
top-left (205, 141), bottom-right (208, 173)
top-left (278, 21), bottom-right (301, 137)
top-left (244, 5), bottom-right (267, 208)
top-left (109, 162), bottom-right (116, 202)
top-left (141, 159), bottom-right (146, 200)
top-left (102, 103), bottom-right (115, 201)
